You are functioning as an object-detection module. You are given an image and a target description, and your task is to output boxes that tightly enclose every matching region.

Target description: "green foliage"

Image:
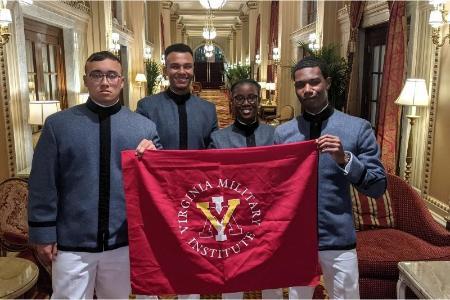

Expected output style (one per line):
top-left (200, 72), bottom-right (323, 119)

top-left (297, 42), bottom-right (349, 111)
top-left (145, 60), bottom-right (161, 96)
top-left (223, 65), bottom-right (252, 88)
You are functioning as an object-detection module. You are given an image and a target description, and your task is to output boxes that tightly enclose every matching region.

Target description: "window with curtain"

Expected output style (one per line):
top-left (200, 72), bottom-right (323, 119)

top-left (361, 24), bottom-right (388, 131)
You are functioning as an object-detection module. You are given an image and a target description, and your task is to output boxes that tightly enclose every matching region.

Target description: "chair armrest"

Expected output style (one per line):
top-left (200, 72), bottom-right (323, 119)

top-left (388, 174), bottom-right (450, 246)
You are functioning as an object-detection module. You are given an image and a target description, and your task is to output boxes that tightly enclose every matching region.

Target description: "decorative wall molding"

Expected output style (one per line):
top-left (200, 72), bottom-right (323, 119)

top-left (361, 1), bottom-right (389, 28)
top-left (0, 45), bottom-right (16, 177)
top-left (61, 1), bottom-right (90, 14)
top-left (422, 45), bottom-right (441, 200)
top-left (290, 22), bottom-right (315, 44)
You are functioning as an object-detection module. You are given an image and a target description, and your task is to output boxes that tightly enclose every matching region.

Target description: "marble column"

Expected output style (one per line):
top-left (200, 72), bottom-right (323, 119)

top-left (277, 1), bottom-right (300, 110)
top-left (161, 1), bottom-right (172, 49)
top-left (235, 24), bottom-right (242, 64)
top-left (240, 15), bottom-right (249, 65)
top-left (227, 32), bottom-right (234, 63)
top-left (170, 14), bottom-right (178, 45)
top-left (148, 1), bottom-right (162, 62)
top-left (247, 1), bottom-right (258, 63)
top-left (258, 1), bottom-right (270, 82)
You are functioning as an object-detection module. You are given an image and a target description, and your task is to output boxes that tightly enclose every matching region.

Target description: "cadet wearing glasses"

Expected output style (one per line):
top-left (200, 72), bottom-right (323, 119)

top-left (209, 79), bottom-right (274, 150)
top-left (28, 51), bottom-right (161, 299)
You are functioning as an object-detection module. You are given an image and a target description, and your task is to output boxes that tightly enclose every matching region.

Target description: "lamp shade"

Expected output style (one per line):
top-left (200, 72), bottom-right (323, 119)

top-left (135, 73), bottom-right (147, 83)
top-left (395, 79), bottom-right (429, 107)
top-left (29, 100), bottom-right (60, 125)
top-left (429, 9), bottom-right (443, 28)
top-left (258, 81), bottom-right (267, 89)
top-left (266, 82), bottom-right (276, 91)
top-left (0, 8), bottom-right (12, 26)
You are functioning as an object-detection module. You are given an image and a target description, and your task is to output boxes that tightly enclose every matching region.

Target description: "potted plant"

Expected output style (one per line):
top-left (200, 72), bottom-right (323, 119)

top-left (145, 60), bottom-right (161, 96)
top-left (297, 42), bottom-right (349, 111)
top-left (223, 64), bottom-right (252, 89)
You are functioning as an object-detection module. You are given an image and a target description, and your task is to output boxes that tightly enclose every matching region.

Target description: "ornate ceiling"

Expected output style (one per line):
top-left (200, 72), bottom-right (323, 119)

top-left (171, 0), bottom-right (252, 38)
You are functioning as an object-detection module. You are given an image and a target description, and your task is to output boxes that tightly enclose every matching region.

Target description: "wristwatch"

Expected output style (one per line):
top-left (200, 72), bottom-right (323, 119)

top-left (339, 152), bottom-right (351, 168)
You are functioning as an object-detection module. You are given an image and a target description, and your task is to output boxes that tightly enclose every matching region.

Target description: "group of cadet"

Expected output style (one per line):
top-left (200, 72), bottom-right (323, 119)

top-left (28, 43), bottom-right (386, 299)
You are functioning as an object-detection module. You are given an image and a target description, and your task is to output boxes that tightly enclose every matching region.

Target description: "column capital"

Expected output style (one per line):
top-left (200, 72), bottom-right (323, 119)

top-left (170, 14), bottom-right (179, 22)
top-left (247, 1), bottom-right (258, 10)
top-left (161, 1), bottom-right (173, 10)
top-left (239, 15), bottom-right (249, 23)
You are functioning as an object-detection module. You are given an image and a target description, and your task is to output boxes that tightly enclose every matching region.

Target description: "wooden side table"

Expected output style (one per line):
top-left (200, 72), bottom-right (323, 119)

top-left (397, 261), bottom-right (450, 299)
top-left (0, 256), bottom-right (39, 298)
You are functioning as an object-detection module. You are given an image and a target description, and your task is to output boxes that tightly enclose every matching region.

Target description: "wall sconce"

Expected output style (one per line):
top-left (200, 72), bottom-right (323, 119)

top-left (266, 82), bottom-right (276, 105)
top-left (395, 78), bottom-right (429, 184)
top-left (245, 57), bottom-right (250, 65)
top-left (160, 54), bottom-right (165, 66)
top-left (144, 47), bottom-right (152, 63)
top-left (0, 7), bottom-right (12, 46)
top-left (272, 47), bottom-right (280, 64)
top-left (429, 0), bottom-right (449, 47)
top-left (110, 32), bottom-right (120, 56)
top-left (135, 73), bottom-right (147, 98)
top-left (255, 54), bottom-right (261, 65)
top-left (308, 33), bottom-right (320, 50)
top-left (28, 100), bottom-right (61, 125)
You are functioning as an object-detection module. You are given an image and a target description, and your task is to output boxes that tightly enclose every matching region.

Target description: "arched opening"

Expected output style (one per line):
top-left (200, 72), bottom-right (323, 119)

top-left (193, 43), bottom-right (224, 89)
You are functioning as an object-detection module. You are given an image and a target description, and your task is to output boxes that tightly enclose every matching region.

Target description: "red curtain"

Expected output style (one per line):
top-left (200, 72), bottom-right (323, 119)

top-left (345, 1), bottom-right (366, 112)
top-left (376, 1), bottom-right (407, 174)
top-left (267, 1), bottom-right (279, 83)
top-left (255, 14), bottom-right (260, 57)
top-left (160, 14), bottom-right (165, 52)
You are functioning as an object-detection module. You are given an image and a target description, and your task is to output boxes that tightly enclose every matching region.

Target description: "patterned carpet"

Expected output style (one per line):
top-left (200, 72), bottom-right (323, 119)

top-left (199, 89), bottom-right (234, 129)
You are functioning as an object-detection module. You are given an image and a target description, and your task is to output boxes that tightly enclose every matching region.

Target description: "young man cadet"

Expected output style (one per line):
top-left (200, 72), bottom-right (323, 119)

top-left (274, 56), bottom-right (386, 299)
top-left (136, 43), bottom-right (218, 150)
top-left (28, 51), bottom-right (161, 299)
top-left (209, 79), bottom-right (274, 150)
top-left (210, 79), bottom-right (274, 299)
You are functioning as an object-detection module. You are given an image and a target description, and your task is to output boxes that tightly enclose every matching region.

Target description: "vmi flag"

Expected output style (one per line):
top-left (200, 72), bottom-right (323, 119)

top-left (122, 140), bottom-right (320, 295)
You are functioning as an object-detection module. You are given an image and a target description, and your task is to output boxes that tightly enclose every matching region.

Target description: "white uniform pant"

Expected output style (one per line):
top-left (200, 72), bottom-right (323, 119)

top-left (175, 250), bottom-right (358, 300)
top-left (51, 246), bottom-right (131, 299)
top-left (288, 249), bottom-right (360, 300)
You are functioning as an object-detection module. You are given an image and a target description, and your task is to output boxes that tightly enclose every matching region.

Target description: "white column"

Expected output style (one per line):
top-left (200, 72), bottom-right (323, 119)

top-left (247, 1), bottom-right (258, 63)
top-left (235, 24), bottom-right (242, 64)
top-left (259, 1), bottom-right (270, 82)
top-left (278, 1), bottom-right (300, 110)
top-left (161, 1), bottom-right (172, 49)
top-left (240, 15), bottom-right (249, 65)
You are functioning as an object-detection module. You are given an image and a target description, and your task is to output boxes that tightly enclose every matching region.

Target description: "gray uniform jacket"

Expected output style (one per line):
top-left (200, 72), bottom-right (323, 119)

top-left (274, 109), bottom-right (386, 250)
top-left (210, 122), bottom-right (274, 149)
top-left (28, 102), bottom-right (161, 252)
top-left (136, 92), bottom-right (218, 149)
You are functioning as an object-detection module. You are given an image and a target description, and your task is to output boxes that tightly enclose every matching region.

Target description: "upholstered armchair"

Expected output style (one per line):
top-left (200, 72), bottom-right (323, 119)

top-left (0, 178), bottom-right (52, 298)
top-left (354, 174), bottom-right (450, 299)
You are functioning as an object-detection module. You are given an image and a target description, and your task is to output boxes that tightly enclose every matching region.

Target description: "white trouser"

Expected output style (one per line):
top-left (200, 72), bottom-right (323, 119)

top-left (51, 246), bottom-right (131, 299)
top-left (289, 249), bottom-right (360, 300)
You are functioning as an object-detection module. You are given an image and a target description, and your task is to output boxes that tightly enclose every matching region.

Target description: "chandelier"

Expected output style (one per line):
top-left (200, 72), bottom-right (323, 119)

top-left (199, 0), bottom-right (226, 10)
top-left (202, 12), bottom-right (216, 40)
top-left (204, 40), bottom-right (214, 58)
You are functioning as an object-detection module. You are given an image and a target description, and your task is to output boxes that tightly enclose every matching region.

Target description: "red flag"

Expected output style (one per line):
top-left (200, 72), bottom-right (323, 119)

top-left (122, 140), bottom-right (320, 295)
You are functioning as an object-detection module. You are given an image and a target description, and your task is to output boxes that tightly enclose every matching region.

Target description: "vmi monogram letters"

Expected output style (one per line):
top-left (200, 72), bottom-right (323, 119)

top-left (197, 196), bottom-right (242, 241)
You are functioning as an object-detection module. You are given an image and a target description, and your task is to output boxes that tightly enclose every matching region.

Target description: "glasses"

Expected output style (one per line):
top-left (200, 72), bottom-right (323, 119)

top-left (233, 94), bottom-right (259, 104)
top-left (88, 71), bottom-right (122, 83)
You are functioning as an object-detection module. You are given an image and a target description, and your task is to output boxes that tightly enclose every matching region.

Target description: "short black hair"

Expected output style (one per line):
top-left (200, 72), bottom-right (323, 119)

top-left (292, 56), bottom-right (329, 80)
top-left (164, 43), bottom-right (193, 58)
top-left (85, 51), bottom-right (121, 73)
top-left (230, 79), bottom-right (261, 95)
